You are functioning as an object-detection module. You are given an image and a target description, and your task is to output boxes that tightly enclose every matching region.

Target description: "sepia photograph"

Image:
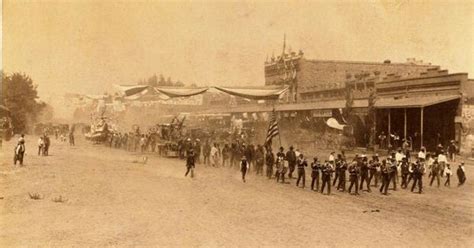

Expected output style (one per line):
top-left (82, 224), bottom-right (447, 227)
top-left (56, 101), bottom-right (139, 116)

top-left (0, 0), bottom-right (473, 247)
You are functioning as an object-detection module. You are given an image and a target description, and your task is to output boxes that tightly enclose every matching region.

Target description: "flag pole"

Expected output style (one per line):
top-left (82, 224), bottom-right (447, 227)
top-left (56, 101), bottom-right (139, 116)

top-left (273, 100), bottom-right (282, 148)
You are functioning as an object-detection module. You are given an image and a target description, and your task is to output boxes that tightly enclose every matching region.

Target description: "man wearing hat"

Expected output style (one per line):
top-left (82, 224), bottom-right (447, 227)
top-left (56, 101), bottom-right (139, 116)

top-left (286, 146), bottom-right (297, 179)
top-left (368, 154), bottom-right (380, 187)
top-left (320, 161), bottom-right (334, 195)
top-left (457, 162), bottom-right (466, 186)
top-left (185, 148), bottom-right (196, 178)
top-left (359, 154), bottom-right (371, 192)
top-left (14, 139), bottom-right (26, 166)
top-left (337, 159), bottom-right (348, 192)
top-left (265, 147), bottom-right (275, 179)
top-left (400, 157), bottom-right (410, 189)
top-left (348, 160), bottom-right (359, 195)
top-left (311, 157), bottom-right (321, 191)
top-left (296, 153), bottom-right (308, 188)
top-left (429, 157), bottom-right (441, 187)
top-left (240, 155), bottom-right (249, 182)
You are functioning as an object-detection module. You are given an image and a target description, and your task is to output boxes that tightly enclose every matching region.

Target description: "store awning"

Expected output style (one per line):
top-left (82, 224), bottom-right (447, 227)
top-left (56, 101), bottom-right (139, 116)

top-left (154, 87), bottom-right (209, 98)
top-left (114, 84), bottom-right (149, 97)
top-left (214, 86), bottom-right (289, 100)
top-left (375, 95), bottom-right (460, 109)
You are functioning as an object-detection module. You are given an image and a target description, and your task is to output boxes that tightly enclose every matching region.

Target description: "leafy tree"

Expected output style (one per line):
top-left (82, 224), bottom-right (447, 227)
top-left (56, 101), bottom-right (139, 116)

top-left (3, 72), bottom-right (46, 133)
top-left (147, 74), bottom-right (158, 87)
top-left (166, 77), bottom-right (173, 86)
top-left (158, 74), bottom-right (166, 85)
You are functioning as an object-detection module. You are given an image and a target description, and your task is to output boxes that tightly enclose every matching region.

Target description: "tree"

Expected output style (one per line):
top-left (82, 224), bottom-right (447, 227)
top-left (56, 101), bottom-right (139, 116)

top-left (166, 77), bottom-right (173, 86)
top-left (3, 72), bottom-right (46, 133)
top-left (147, 74), bottom-right (158, 87)
top-left (158, 74), bottom-right (166, 86)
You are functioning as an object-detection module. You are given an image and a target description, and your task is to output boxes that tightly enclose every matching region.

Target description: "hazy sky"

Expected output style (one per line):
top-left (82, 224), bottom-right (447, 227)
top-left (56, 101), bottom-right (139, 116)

top-left (3, 1), bottom-right (474, 100)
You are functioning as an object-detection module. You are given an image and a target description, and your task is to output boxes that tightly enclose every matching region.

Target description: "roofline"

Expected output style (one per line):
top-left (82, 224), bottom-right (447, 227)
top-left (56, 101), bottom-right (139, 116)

top-left (302, 58), bottom-right (439, 67)
top-left (377, 72), bottom-right (469, 85)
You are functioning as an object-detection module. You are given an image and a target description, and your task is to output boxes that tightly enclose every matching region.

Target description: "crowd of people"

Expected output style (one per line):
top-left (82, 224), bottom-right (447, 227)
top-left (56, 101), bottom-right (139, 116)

top-left (101, 127), bottom-right (468, 196)
top-left (184, 143), bottom-right (468, 195)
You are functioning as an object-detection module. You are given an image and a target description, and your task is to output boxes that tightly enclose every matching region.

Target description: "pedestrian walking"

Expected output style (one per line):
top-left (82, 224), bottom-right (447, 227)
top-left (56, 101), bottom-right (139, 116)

top-left (286, 146), bottom-right (297, 179)
top-left (265, 147), bottom-right (275, 179)
top-left (14, 139), bottom-right (26, 165)
top-left (320, 161), bottom-right (333, 195)
top-left (359, 155), bottom-right (371, 192)
top-left (185, 149), bottom-right (195, 178)
top-left (240, 156), bottom-right (249, 183)
top-left (296, 154), bottom-right (307, 188)
top-left (337, 160), bottom-right (347, 192)
top-left (457, 162), bottom-right (466, 186)
top-left (368, 154), bottom-right (380, 187)
top-left (348, 161), bottom-right (359, 195)
top-left (310, 157), bottom-right (321, 191)
top-left (429, 158), bottom-right (441, 187)
top-left (379, 159), bottom-right (390, 195)
top-left (411, 160), bottom-right (424, 194)
top-left (444, 164), bottom-right (452, 187)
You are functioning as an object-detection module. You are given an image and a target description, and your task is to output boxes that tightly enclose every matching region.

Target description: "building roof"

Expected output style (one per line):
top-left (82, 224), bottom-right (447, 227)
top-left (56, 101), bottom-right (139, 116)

top-left (375, 95), bottom-right (460, 109)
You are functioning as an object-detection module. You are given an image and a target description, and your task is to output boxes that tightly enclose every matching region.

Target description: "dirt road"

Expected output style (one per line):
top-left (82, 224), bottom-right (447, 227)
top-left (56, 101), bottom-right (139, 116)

top-left (1, 136), bottom-right (473, 247)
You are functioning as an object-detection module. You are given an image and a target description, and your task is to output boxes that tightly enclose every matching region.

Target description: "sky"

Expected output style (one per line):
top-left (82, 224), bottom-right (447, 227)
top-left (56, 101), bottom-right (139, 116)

top-left (3, 0), bottom-right (474, 102)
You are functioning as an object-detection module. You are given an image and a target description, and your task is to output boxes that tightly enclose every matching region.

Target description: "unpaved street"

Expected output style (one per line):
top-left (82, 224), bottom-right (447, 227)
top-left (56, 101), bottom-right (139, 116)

top-left (1, 136), bottom-right (473, 247)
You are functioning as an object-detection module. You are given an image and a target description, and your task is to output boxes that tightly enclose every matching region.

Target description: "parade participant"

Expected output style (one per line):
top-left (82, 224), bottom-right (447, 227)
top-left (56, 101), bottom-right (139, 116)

top-left (14, 139), bottom-right (26, 166)
top-left (359, 155), bottom-right (371, 192)
top-left (194, 139), bottom-right (201, 164)
top-left (332, 154), bottom-right (342, 186)
top-left (429, 157), bottom-right (441, 187)
top-left (368, 154), bottom-right (380, 187)
top-left (275, 147), bottom-right (285, 182)
top-left (222, 144), bottom-right (231, 167)
top-left (379, 159), bottom-right (390, 195)
top-left (296, 153), bottom-right (307, 188)
top-left (310, 157), bottom-right (321, 191)
top-left (457, 162), bottom-right (466, 186)
top-left (43, 134), bottom-right (50, 156)
top-left (203, 141), bottom-right (211, 165)
top-left (389, 158), bottom-right (398, 191)
top-left (185, 149), bottom-right (195, 178)
top-left (400, 157), bottom-right (410, 189)
top-left (37, 137), bottom-right (44, 156)
top-left (210, 143), bottom-right (219, 167)
top-left (140, 135), bottom-right (147, 153)
top-left (265, 147), bottom-right (275, 179)
top-left (337, 159), bottom-right (347, 192)
top-left (275, 154), bottom-right (284, 183)
top-left (255, 145), bottom-right (265, 175)
top-left (411, 159), bottom-right (424, 193)
top-left (320, 161), bottom-right (333, 195)
top-left (348, 161), bottom-right (359, 195)
top-left (444, 164), bottom-right (452, 187)
top-left (240, 155), bottom-right (249, 183)
top-left (438, 150), bottom-right (448, 177)
top-left (286, 146), bottom-right (297, 179)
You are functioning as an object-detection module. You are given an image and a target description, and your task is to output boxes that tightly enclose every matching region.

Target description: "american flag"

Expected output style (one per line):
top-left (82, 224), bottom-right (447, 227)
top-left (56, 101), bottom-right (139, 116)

top-left (264, 109), bottom-right (279, 147)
